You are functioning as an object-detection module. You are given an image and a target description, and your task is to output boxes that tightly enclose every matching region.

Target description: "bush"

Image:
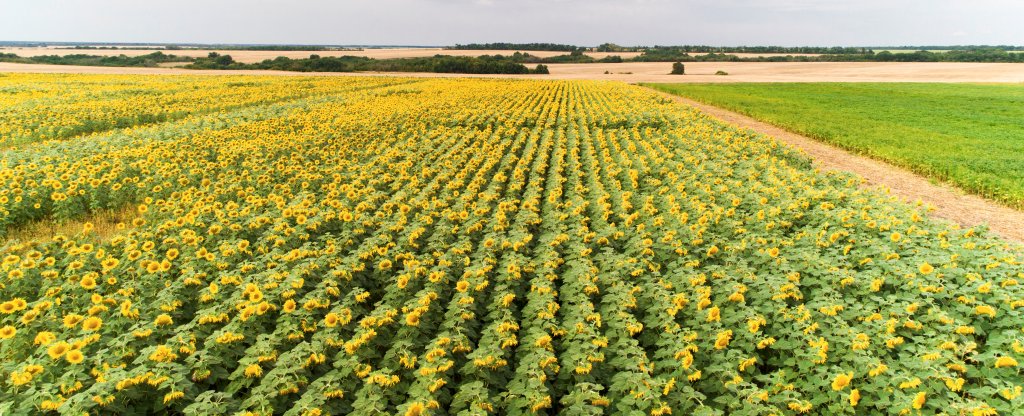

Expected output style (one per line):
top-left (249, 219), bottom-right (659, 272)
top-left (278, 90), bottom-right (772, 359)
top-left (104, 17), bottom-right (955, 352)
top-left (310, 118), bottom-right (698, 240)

top-left (670, 62), bottom-right (685, 75)
top-left (715, 70), bottom-right (729, 75)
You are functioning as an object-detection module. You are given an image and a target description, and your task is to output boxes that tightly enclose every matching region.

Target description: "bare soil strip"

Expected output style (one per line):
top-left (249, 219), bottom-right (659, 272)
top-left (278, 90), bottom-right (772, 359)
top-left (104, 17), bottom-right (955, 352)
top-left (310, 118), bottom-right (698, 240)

top-left (647, 88), bottom-right (1024, 243)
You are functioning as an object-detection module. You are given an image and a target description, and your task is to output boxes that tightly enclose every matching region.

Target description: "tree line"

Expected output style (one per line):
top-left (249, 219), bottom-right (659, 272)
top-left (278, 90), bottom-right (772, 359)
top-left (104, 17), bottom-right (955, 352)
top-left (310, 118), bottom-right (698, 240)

top-left (0, 52), bottom-right (193, 67)
top-left (451, 43), bottom-right (882, 54)
top-left (187, 53), bottom-right (549, 74)
top-left (2, 48), bottom-right (1022, 74)
top-left (635, 49), bottom-right (1024, 63)
top-left (453, 42), bottom-right (1024, 54)
top-left (450, 43), bottom-right (580, 52)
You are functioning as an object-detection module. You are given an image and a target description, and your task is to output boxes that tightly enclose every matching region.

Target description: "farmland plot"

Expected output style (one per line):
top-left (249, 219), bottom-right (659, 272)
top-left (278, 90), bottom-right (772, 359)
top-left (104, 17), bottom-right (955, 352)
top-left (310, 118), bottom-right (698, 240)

top-left (0, 75), bottom-right (1021, 415)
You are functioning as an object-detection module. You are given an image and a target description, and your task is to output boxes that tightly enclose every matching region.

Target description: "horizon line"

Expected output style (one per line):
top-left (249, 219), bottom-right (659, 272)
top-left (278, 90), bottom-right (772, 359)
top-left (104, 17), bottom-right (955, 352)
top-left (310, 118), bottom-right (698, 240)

top-left (2, 40), bottom-right (1023, 49)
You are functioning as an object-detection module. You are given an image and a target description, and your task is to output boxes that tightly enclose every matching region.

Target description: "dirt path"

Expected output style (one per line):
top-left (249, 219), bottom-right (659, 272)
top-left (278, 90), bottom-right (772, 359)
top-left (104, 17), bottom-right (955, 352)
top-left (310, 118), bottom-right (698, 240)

top-left (647, 88), bottom-right (1024, 243)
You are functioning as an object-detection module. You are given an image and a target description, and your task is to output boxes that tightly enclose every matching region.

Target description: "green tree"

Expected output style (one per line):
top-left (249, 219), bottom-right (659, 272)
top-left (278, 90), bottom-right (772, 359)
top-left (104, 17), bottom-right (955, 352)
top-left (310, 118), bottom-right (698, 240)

top-left (670, 62), bottom-right (685, 75)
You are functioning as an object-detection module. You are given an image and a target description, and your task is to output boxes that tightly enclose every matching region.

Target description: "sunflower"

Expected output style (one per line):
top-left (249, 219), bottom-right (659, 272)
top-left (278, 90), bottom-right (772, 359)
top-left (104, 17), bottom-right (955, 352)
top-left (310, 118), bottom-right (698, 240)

top-left (163, 391), bottom-right (185, 404)
top-left (324, 313), bottom-right (340, 327)
top-left (65, 349), bottom-right (85, 364)
top-left (831, 372), bottom-right (853, 391)
top-left (154, 314), bottom-right (173, 326)
top-left (244, 364), bottom-right (263, 378)
top-left (62, 314), bottom-right (83, 328)
top-left (81, 317), bottom-right (103, 332)
top-left (911, 391), bottom-right (926, 410)
top-left (34, 331), bottom-right (56, 346)
top-left (706, 306), bottom-right (720, 322)
top-left (101, 258), bottom-right (119, 271)
top-left (994, 356), bottom-right (1018, 368)
top-left (706, 245), bottom-right (720, 257)
top-left (47, 341), bottom-right (71, 359)
top-left (714, 330), bottom-right (732, 350)
top-left (0, 325), bottom-right (16, 339)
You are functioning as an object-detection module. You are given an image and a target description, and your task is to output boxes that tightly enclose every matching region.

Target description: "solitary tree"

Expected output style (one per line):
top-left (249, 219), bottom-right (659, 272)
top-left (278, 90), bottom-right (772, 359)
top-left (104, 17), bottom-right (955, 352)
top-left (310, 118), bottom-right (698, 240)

top-left (670, 62), bottom-right (685, 75)
top-left (214, 54), bottom-right (235, 66)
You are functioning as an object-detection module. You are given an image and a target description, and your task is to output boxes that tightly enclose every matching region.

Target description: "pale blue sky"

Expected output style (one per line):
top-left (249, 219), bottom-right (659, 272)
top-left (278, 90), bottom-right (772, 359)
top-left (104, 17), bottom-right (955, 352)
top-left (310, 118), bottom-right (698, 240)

top-left (3, 0), bottom-right (1022, 46)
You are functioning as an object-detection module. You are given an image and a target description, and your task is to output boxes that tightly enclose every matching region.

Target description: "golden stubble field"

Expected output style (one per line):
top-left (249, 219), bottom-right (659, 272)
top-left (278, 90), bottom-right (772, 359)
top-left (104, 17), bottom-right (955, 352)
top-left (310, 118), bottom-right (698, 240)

top-left (6, 46), bottom-right (1019, 82)
top-left (0, 46), bottom-right (642, 62)
top-left (0, 46), bottom-right (830, 63)
top-left (2, 61), bottom-right (1024, 83)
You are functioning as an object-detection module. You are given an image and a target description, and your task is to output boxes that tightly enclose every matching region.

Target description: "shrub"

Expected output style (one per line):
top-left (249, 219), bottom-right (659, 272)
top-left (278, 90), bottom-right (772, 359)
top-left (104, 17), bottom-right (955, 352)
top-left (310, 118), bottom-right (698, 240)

top-left (670, 62), bottom-right (685, 75)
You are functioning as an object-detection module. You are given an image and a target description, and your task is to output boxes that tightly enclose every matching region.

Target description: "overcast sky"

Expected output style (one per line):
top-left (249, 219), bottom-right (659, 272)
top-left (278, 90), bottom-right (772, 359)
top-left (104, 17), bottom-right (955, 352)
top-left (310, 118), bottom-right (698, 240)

top-left (4, 0), bottom-right (1022, 46)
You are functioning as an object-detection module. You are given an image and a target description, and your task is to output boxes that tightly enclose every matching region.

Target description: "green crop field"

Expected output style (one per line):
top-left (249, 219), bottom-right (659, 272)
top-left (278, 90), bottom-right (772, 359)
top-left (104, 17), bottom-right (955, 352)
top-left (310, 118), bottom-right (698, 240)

top-left (645, 83), bottom-right (1024, 208)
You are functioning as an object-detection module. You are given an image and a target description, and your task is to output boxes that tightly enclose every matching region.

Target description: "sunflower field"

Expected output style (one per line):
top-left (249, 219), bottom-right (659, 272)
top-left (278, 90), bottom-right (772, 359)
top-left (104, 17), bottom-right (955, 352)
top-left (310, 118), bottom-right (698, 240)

top-left (0, 73), bottom-right (1022, 415)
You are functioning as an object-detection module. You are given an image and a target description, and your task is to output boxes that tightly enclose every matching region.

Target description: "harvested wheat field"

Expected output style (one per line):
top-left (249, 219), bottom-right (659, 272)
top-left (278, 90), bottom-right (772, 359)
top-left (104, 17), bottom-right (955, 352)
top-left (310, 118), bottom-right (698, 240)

top-left (0, 47), bottom-right (642, 63)
top-left (3, 61), bottom-right (1024, 83)
top-left (0, 47), bottom-right (821, 63)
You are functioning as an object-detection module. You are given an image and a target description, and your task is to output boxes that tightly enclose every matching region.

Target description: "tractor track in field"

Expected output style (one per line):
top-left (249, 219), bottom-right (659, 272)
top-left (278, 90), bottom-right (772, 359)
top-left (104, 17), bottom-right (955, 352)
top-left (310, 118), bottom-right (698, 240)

top-left (647, 88), bottom-right (1024, 243)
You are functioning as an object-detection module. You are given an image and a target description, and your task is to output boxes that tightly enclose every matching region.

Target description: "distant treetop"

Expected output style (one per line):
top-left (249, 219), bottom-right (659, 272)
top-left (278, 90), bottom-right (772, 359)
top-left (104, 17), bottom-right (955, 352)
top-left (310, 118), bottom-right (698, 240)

top-left (449, 43), bottom-right (581, 52)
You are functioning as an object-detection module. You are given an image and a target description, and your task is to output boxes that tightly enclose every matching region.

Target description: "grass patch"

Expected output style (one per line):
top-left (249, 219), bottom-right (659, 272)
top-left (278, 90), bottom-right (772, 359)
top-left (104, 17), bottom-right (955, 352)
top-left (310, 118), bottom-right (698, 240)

top-left (2, 207), bottom-right (136, 246)
top-left (645, 82), bottom-right (1024, 208)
